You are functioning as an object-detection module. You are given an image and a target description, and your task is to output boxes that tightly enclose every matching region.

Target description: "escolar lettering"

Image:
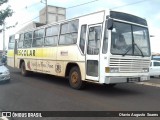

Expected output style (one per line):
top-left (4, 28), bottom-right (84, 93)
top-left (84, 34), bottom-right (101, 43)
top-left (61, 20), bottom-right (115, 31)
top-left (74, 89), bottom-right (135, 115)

top-left (18, 50), bottom-right (35, 56)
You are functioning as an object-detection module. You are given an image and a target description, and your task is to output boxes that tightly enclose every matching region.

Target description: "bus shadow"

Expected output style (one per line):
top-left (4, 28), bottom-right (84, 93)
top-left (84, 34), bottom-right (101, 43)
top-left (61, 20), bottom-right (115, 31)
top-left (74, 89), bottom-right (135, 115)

top-left (84, 82), bottom-right (143, 96)
top-left (31, 72), bottom-right (142, 96)
top-left (11, 70), bottom-right (143, 96)
top-left (26, 72), bottom-right (69, 86)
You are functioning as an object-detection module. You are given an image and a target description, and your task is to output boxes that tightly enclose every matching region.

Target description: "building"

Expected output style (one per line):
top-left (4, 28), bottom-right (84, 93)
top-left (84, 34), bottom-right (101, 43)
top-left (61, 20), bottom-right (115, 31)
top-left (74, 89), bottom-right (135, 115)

top-left (39, 5), bottom-right (66, 24)
top-left (17, 5), bottom-right (66, 33)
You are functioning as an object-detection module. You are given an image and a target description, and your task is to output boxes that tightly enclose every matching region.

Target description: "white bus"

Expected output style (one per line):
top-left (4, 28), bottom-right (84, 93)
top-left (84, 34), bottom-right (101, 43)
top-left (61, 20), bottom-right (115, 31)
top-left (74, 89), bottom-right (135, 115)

top-left (7, 10), bottom-right (151, 89)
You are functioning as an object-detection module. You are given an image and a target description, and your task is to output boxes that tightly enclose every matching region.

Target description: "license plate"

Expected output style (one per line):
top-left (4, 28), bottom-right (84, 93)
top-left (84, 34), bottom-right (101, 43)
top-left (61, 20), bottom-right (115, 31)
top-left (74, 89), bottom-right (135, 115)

top-left (127, 77), bottom-right (140, 83)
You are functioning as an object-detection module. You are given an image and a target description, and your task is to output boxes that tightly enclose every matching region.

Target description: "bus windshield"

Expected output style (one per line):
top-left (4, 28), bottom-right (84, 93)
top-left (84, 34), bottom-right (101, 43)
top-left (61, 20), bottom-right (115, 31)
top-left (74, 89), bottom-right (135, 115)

top-left (110, 21), bottom-right (150, 56)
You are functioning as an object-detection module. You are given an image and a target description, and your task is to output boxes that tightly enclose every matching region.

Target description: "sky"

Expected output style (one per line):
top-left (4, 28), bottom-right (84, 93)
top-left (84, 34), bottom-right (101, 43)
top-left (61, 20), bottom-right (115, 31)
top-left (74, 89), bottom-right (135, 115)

top-left (0, 0), bottom-right (160, 53)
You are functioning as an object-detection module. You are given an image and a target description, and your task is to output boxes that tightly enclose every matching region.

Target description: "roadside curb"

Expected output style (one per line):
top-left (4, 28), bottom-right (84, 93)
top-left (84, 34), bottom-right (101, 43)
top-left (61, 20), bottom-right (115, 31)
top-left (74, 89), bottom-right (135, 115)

top-left (136, 82), bottom-right (160, 88)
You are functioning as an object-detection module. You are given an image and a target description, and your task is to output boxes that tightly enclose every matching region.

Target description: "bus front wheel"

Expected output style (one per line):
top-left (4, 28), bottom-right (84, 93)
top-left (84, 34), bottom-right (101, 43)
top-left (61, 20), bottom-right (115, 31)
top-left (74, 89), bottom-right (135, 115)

top-left (69, 67), bottom-right (84, 90)
top-left (21, 62), bottom-right (28, 76)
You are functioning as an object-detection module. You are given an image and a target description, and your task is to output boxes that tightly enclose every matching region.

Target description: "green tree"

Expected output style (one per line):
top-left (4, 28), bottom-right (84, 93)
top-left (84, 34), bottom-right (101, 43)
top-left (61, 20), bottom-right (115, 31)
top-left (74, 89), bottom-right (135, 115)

top-left (0, 0), bottom-right (13, 26)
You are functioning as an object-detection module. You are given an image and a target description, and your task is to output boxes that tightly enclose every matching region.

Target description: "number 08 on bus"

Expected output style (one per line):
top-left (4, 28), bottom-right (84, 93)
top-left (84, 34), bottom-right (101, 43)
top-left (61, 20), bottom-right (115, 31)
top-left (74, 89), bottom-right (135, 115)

top-left (7, 10), bottom-right (151, 89)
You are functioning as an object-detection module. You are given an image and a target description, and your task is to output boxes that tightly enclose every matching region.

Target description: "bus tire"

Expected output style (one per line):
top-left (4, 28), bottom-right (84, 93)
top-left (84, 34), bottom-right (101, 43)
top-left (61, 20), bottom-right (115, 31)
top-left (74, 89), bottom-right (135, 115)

top-left (21, 62), bottom-right (28, 76)
top-left (69, 67), bottom-right (84, 90)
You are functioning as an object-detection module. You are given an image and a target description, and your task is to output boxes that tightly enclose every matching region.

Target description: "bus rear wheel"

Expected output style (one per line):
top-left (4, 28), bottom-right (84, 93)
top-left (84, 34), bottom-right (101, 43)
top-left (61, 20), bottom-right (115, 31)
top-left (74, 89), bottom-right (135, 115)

top-left (69, 67), bottom-right (84, 90)
top-left (21, 62), bottom-right (28, 76)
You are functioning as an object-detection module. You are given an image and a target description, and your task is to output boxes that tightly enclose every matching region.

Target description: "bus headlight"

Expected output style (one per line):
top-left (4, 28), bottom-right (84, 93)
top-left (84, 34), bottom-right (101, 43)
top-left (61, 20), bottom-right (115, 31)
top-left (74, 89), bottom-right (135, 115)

top-left (142, 68), bottom-right (149, 72)
top-left (105, 67), bottom-right (119, 73)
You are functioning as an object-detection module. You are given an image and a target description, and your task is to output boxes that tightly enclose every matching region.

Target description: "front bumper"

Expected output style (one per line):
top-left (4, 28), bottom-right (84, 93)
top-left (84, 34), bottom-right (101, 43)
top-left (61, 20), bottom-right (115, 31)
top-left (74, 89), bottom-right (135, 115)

top-left (105, 76), bottom-right (150, 84)
top-left (0, 74), bottom-right (10, 82)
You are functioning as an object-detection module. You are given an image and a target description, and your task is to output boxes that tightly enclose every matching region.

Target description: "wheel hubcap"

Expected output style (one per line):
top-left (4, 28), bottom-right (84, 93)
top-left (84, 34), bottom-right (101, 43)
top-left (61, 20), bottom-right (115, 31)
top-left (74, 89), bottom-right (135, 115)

top-left (71, 72), bottom-right (78, 84)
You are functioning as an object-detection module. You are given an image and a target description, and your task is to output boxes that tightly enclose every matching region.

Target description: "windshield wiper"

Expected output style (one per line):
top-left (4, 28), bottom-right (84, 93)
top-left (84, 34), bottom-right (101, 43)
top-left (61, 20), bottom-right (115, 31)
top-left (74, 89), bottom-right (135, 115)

top-left (122, 45), bottom-right (132, 56)
top-left (122, 43), bottom-right (144, 57)
top-left (134, 43), bottom-right (144, 57)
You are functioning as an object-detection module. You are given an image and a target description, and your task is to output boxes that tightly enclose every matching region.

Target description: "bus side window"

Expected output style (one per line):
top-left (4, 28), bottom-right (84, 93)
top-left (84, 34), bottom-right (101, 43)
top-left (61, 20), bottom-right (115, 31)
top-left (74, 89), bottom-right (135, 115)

top-left (79, 25), bottom-right (87, 54)
top-left (18, 34), bottom-right (24, 48)
top-left (44, 25), bottom-right (59, 46)
top-left (23, 32), bottom-right (32, 48)
top-left (32, 29), bottom-right (44, 47)
top-left (87, 26), bottom-right (101, 55)
top-left (59, 20), bottom-right (79, 45)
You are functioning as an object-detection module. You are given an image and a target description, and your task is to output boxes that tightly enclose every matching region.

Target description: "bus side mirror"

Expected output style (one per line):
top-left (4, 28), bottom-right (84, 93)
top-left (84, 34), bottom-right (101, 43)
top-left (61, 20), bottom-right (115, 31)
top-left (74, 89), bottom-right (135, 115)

top-left (107, 19), bottom-right (113, 30)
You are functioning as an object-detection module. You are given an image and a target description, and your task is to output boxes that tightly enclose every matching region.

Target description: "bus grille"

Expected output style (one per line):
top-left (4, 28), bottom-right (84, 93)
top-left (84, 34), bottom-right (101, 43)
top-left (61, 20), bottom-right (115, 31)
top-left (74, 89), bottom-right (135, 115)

top-left (110, 57), bottom-right (150, 73)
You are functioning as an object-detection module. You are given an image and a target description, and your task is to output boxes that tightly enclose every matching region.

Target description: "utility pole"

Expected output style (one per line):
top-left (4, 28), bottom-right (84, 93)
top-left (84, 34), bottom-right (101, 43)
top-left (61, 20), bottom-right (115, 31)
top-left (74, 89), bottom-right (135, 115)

top-left (3, 23), bottom-right (5, 53)
top-left (41, 0), bottom-right (48, 24)
top-left (45, 0), bottom-right (48, 24)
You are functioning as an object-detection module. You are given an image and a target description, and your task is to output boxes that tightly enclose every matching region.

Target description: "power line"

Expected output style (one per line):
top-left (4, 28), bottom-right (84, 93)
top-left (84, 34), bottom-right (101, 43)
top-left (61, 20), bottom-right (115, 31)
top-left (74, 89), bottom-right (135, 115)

top-left (15, 2), bottom-right (41, 12)
top-left (67, 0), bottom-right (100, 9)
top-left (18, 0), bottom-right (149, 26)
top-left (20, 0), bottom-right (100, 26)
top-left (10, 2), bottom-right (41, 21)
top-left (6, 2), bottom-right (41, 28)
top-left (25, 2), bottom-right (41, 9)
top-left (111, 0), bottom-right (149, 9)
top-left (19, 13), bottom-right (45, 26)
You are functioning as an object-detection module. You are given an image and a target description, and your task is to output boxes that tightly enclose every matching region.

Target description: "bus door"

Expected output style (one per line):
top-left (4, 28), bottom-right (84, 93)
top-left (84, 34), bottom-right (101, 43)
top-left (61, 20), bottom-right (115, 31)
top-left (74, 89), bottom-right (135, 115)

top-left (14, 39), bottom-right (17, 67)
top-left (86, 24), bottom-right (102, 81)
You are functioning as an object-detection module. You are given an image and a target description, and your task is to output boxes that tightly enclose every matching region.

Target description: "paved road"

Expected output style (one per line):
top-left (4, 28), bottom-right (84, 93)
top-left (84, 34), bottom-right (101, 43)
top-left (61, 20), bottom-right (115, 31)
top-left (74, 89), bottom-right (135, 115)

top-left (0, 66), bottom-right (160, 120)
